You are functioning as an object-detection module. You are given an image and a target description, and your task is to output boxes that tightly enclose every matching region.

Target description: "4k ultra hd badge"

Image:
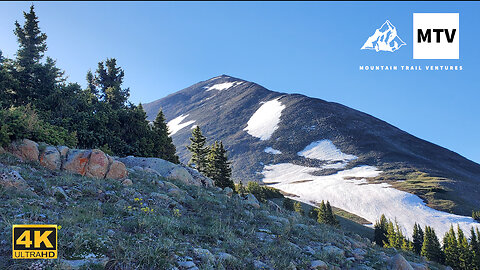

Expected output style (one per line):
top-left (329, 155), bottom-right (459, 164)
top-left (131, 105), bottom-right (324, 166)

top-left (413, 13), bottom-right (459, 59)
top-left (12, 225), bottom-right (58, 259)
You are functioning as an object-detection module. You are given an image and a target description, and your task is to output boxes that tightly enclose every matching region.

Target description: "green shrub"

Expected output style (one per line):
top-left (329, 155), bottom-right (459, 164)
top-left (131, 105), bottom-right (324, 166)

top-left (245, 181), bottom-right (283, 202)
top-left (0, 106), bottom-right (77, 147)
top-left (283, 198), bottom-right (294, 211)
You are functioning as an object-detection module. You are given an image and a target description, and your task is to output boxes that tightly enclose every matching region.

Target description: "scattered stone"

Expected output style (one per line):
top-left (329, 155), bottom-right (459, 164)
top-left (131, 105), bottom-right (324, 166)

top-left (193, 248), bottom-right (215, 263)
top-left (267, 200), bottom-right (281, 212)
top-left (0, 170), bottom-right (29, 190)
top-left (85, 149), bottom-right (109, 178)
top-left (409, 262), bottom-right (429, 270)
top-left (58, 257), bottom-right (109, 270)
top-left (303, 246), bottom-right (315, 255)
top-left (177, 260), bottom-right (196, 269)
top-left (253, 260), bottom-right (271, 270)
top-left (52, 186), bottom-right (69, 201)
top-left (310, 260), bottom-right (328, 270)
top-left (223, 187), bottom-right (233, 197)
top-left (389, 254), bottom-right (414, 270)
top-left (322, 245), bottom-right (345, 257)
top-left (216, 252), bottom-right (236, 263)
top-left (39, 146), bottom-right (61, 170)
top-left (7, 139), bottom-right (39, 162)
top-left (352, 248), bottom-right (367, 260)
top-left (122, 179), bottom-right (133, 186)
top-left (244, 193), bottom-right (260, 209)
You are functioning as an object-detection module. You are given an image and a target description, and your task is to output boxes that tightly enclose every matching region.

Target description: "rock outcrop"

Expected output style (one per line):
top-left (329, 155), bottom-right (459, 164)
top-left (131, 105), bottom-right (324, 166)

top-left (3, 140), bottom-right (128, 180)
top-left (119, 156), bottom-right (213, 187)
top-left (2, 139), bottom-right (214, 187)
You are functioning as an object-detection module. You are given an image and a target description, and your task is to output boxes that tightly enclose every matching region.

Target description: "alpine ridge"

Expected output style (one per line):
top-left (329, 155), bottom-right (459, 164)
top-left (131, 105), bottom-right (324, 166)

top-left (143, 75), bottom-right (480, 237)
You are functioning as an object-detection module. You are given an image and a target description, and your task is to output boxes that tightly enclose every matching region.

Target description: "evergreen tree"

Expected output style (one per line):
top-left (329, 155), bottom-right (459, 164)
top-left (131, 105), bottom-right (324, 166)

top-left (152, 109), bottom-right (179, 163)
top-left (0, 51), bottom-right (16, 108)
top-left (471, 228), bottom-right (480, 269)
top-left (317, 201), bottom-right (329, 224)
top-left (205, 141), bottom-right (234, 189)
top-left (283, 197), bottom-right (294, 211)
top-left (421, 226), bottom-right (444, 263)
top-left (12, 5), bottom-right (64, 107)
top-left (325, 201), bottom-right (338, 226)
top-left (235, 182), bottom-right (247, 195)
top-left (443, 226), bottom-right (460, 269)
top-left (186, 126), bottom-right (208, 173)
top-left (374, 214), bottom-right (389, 246)
top-left (95, 58), bottom-right (129, 109)
top-left (413, 223), bottom-right (424, 255)
top-left (308, 207), bottom-right (319, 219)
top-left (293, 201), bottom-right (304, 215)
top-left (457, 226), bottom-right (473, 269)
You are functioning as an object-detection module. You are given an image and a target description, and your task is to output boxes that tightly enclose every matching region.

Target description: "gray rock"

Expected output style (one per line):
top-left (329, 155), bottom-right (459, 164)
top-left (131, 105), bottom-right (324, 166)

top-left (389, 254), bottom-right (414, 270)
top-left (216, 252), bottom-right (236, 263)
top-left (166, 166), bottom-right (197, 186)
top-left (178, 260), bottom-right (196, 269)
top-left (322, 245), bottom-right (345, 257)
top-left (52, 186), bottom-right (69, 201)
top-left (310, 260), bottom-right (328, 269)
top-left (267, 200), bottom-right (282, 212)
top-left (244, 193), bottom-right (260, 209)
top-left (352, 248), bottom-right (367, 260)
top-left (223, 187), bottom-right (234, 197)
top-left (409, 262), bottom-right (428, 270)
top-left (193, 248), bottom-right (215, 263)
top-left (253, 260), bottom-right (272, 270)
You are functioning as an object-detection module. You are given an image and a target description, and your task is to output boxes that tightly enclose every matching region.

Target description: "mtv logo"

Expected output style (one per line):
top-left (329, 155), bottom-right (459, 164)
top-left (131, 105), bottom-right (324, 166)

top-left (413, 13), bottom-right (459, 59)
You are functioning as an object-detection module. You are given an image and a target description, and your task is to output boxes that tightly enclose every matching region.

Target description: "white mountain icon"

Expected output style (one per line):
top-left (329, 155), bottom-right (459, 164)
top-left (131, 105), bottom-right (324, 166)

top-left (361, 20), bottom-right (406, 52)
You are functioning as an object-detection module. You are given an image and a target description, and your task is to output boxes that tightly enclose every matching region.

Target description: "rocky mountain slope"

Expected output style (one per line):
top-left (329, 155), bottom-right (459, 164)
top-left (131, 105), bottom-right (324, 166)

top-left (0, 146), bottom-right (445, 270)
top-left (143, 75), bottom-right (480, 237)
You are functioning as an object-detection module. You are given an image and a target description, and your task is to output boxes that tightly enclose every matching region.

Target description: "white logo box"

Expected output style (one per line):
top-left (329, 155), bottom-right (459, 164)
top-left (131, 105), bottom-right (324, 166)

top-left (413, 13), bottom-right (459, 59)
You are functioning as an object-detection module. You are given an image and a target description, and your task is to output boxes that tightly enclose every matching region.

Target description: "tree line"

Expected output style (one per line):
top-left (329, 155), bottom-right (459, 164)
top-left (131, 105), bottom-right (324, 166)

top-left (0, 5), bottom-right (178, 163)
top-left (374, 214), bottom-right (480, 269)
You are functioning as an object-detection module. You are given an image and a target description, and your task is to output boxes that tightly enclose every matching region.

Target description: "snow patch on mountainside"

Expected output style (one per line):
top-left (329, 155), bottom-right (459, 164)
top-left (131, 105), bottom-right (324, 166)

top-left (244, 98), bottom-right (285, 140)
top-left (298, 140), bottom-right (357, 162)
top-left (167, 114), bottom-right (195, 135)
top-left (205, 81), bottom-right (243, 92)
top-left (264, 147), bottom-right (282, 155)
top-left (262, 163), bottom-right (480, 238)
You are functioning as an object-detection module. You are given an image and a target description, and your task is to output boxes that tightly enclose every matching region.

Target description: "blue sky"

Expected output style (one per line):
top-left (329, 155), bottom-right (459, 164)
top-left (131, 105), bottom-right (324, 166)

top-left (1, 1), bottom-right (479, 164)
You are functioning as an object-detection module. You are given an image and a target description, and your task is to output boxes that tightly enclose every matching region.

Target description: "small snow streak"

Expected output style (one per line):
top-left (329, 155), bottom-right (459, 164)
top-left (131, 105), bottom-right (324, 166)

top-left (204, 81), bottom-right (243, 92)
top-left (264, 147), bottom-right (282, 155)
top-left (244, 98), bottom-right (285, 140)
top-left (167, 114), bottom-right (195, 135)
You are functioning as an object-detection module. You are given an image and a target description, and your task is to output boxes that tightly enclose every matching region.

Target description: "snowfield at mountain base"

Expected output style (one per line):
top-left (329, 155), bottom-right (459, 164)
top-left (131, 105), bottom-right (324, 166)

top-left (262, 163), bottom-right (480, 238)
top-left (167, 114), bottom-right (196, 135)
top-left (264, 147), bottom-right (282, 155)
top-left (244, 98), bottom-right (285, 140)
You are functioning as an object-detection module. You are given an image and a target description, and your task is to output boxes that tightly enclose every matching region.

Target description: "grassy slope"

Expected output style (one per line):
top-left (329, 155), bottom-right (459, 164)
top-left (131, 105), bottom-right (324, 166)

top-left (0, 153), bottom-right (445, 270)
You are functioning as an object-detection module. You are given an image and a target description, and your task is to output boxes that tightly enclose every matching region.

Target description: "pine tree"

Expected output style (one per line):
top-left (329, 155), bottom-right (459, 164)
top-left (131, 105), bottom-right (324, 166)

top-left (443, 226), bottom-right (460, 269)
top-left (421, 226), bottom-right (444, 263)
top-left (457, 226), bottom-right (473, 269)
top-left (95, 58), bottom-right (129, 109)
top-left (325, 201), bottom-right (338, 226)
top-left (471, 227), bottom-right (480, 269)
top-left (186, 126), bottom-right (208, 173)
top-left (308, 207), bottom-right (319, 219)
top-left (293, 201), bottom-right (304, 215)
top-left (374, 214), bottom-right (389, 246)
top-left (152, 109), bottom-right (179, 163)
top-left (205, 141), bottom-right (234, 189)
top-left (317, 201), bottom-right (328, 224)
top-left (413, 223), bottom-right (424, 255)
top-left (12, 5), bottom-right (64, 107)
top-left (283, 197), bottom-right (294, 211)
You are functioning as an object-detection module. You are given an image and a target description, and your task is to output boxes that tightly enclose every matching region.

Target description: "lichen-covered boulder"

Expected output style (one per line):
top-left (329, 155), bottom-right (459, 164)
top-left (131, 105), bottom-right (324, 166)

top-left (63, 149), bottom-right (91, 176)
top-left (166, 166), bottom-right (197, 186)
top-left (105, 159), bottom-right (128, 180)
top-left (39, 146), bottom-right (61, 170)
top-left (85, 149), bottom-right (109, 178)
top-left (7, 139), bottom-right (39, 162)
